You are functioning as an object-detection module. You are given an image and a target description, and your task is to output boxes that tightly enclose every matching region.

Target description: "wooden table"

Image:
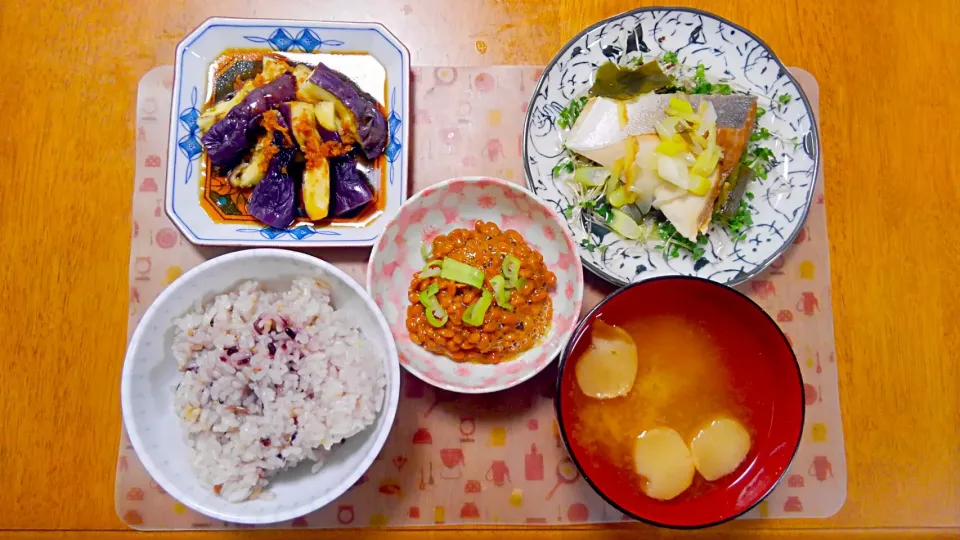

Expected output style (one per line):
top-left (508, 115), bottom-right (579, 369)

top-left (1, 0), bottom-right (957, 538)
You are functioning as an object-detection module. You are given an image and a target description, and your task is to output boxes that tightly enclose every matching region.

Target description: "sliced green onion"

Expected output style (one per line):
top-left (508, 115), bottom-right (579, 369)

top-left (461, 290), bottom-right (493, 327)
top-left (608, 185), bottom-right (637, 208)
top-left (418, 282), bottom-right (448, 327)
top-left (692, 147), bottom-right (721, 177)
top-left (573, 166), bottom-right (609, 187)
top-left (489, 275), bottom-right (514, 311)
top-left (654, 117), bottom-right (680, 140)
top-left (440, 258), bottom-right (484, 289)
top-left (667, 97), bottom-right (694, 116)
top-left (502, 254), bottom-right (522, 288)
top-left (655, 134), bottom-right (687, 157)
top-left (604, 170), bottom-right (620, 199)
top-left (608, 208), bottom-right (644, 240)
top-left (424, 302), bottom-right (448, 327)
top-left (420, 260), bottom-right (442, 278)
top-left (420, 241), bottom-right (433, 261)
top-left (418, 282), bottom-right (440, 305)
top-left (688, 173), bottom-right (711, 196)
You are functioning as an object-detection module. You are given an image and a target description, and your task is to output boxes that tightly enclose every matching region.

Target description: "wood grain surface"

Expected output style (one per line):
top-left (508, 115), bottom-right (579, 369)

top-left (1, 0), bottom-right (958, 537)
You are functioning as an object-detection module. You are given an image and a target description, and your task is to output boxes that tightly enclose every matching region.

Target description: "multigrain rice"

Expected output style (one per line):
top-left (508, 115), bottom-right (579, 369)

top-left (172, 278), bottom-right (385, 502)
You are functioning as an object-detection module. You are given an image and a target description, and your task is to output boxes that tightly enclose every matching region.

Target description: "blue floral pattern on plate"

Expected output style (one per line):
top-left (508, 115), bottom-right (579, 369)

top-left (177, 87), bottom-right (203, 184)
top-left (236, 226), bottom-right (341, 240)
top-left (243, 28), bottom-right (345, 52)
top-left (522, 8), bottom-right (819, 286)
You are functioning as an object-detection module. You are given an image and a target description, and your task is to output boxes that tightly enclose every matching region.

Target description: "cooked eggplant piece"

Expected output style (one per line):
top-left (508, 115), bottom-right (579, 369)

top-left (302, 158), bottom-right (332, 220)
top-left (330, 156), bottom-right (374, 216)
top-left (293, 64), bottom-right (315, 101)
top-left (259, 56), bottom-right (292, 84)
top-left (227, 110), bottom-right (291, 188)
top-left (313, 101), bottom-right (337, 133)
top-left (232, 131), bottom-right (271, 188)
top-left (300, 63), bottom-right (387, 160)
top-left (197, 81), bottom-right (255, 134)
top-left (225, 160), bottom-right (249, 186)
top-left (201, 72), bottom-right (297, 169)
top-left (281, 102), bottom-right (332, 220)
top-left (246, 112), bottom-right (297, 228)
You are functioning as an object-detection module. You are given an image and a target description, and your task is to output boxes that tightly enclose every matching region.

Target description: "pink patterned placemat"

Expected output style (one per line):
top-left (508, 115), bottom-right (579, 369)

top-left (116, 65), bottom-right (845, 530)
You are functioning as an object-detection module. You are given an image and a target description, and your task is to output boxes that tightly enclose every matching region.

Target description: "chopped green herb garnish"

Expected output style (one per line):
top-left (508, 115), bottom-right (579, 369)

top-left (745, 192), bottom-right (755, 200)
top-left (753, 147), bottom-right (775, 161)
top-left (690, 65), bottom-right (711, 94)
top-left (662, 50), bottom-right (679, 64)
top-left (749, 161), bottom-right (769, 180)
top-left (743, 144), bottom-right (776, 181)
top-left (750, 127), bottom-right (772, 142)
top-left (779, 94), bottom-right (792, 105)
top-left (574, 198), bottom-right (615, 224)
top-left (657, 221), bottom-right (703, 260)
top-left (713, 200), bottom-right (754, 240)
top-left (552, 159), bottom-right (575, 177)
top-left (594, 200), bottom-right (613, 223)
top-left (557, 96), bottom-right (588, 130)
top-left (756, 107), bottom-right (766, 119)
top-left (688, 64), bottom-right (732, 95)
top-left (562, 205), bottom-right (574, 219)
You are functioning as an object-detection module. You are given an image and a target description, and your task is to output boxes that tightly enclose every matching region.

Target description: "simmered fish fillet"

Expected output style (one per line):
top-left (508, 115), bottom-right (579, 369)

top-left (564, 93), bottom-right (757, 241)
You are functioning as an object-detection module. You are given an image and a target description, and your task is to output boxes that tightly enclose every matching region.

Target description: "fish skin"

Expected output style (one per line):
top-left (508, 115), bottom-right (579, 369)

top-left (715, 103), bottom-right (757, 182)
top-left (701, 98), bottom-right (758, 229)
top-left (687, 95), bottom-right (757, 128)
top-left (565, 94), bottom-right (758, 164)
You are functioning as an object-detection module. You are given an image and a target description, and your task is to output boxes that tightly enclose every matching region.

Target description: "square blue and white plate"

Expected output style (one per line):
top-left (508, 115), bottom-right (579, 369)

top-left (166, 17), bottom-right (409, 247)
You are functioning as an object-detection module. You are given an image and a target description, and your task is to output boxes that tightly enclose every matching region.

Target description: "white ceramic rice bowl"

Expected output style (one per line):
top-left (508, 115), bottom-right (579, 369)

top-left (120, 249), bottom-right (400, 524)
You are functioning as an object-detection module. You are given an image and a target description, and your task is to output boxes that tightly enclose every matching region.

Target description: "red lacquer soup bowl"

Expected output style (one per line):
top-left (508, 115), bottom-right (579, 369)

top-left (555, 276), bottom-right (804, 528)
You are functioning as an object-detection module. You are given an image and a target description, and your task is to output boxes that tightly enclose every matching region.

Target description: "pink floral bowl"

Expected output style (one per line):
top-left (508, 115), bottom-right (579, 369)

top-left (366, 177), bottom-right (584, 393)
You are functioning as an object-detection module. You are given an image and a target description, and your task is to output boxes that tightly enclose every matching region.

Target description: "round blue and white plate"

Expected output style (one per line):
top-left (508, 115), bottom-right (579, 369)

top-left (523, 7), bottom-right (819, 287)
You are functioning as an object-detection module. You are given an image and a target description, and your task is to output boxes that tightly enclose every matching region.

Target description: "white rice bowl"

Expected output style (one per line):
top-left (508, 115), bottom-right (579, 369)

top-left (121, 250), bottom-right (400, 524)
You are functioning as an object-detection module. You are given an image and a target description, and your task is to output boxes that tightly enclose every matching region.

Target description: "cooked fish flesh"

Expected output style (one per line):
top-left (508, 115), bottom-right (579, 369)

top-left (564, 93), bottom-right (757, 241)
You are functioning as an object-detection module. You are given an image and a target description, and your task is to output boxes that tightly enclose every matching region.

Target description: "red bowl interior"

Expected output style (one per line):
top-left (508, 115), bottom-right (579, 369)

top-left (556, 277), bottom-right (803, 528)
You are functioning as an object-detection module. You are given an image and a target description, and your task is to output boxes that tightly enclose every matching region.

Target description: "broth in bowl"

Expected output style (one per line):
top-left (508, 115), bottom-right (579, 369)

top-left (567, 314), bottom-right (754, 501)
top-left (556, 277), bottom-right (803, 528)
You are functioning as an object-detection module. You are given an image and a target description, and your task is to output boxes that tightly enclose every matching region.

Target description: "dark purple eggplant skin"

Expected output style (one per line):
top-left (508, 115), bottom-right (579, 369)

top-left (308, 63), bottom-right (387, 160)
top-left (246, 114), bottom-right (298, 228)
top-left (316, 124), bottom-right (340, 143)
top-left (201, 73), bottom-right (297, 168)
top-left (330, 155), bottom-right (374, 217)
